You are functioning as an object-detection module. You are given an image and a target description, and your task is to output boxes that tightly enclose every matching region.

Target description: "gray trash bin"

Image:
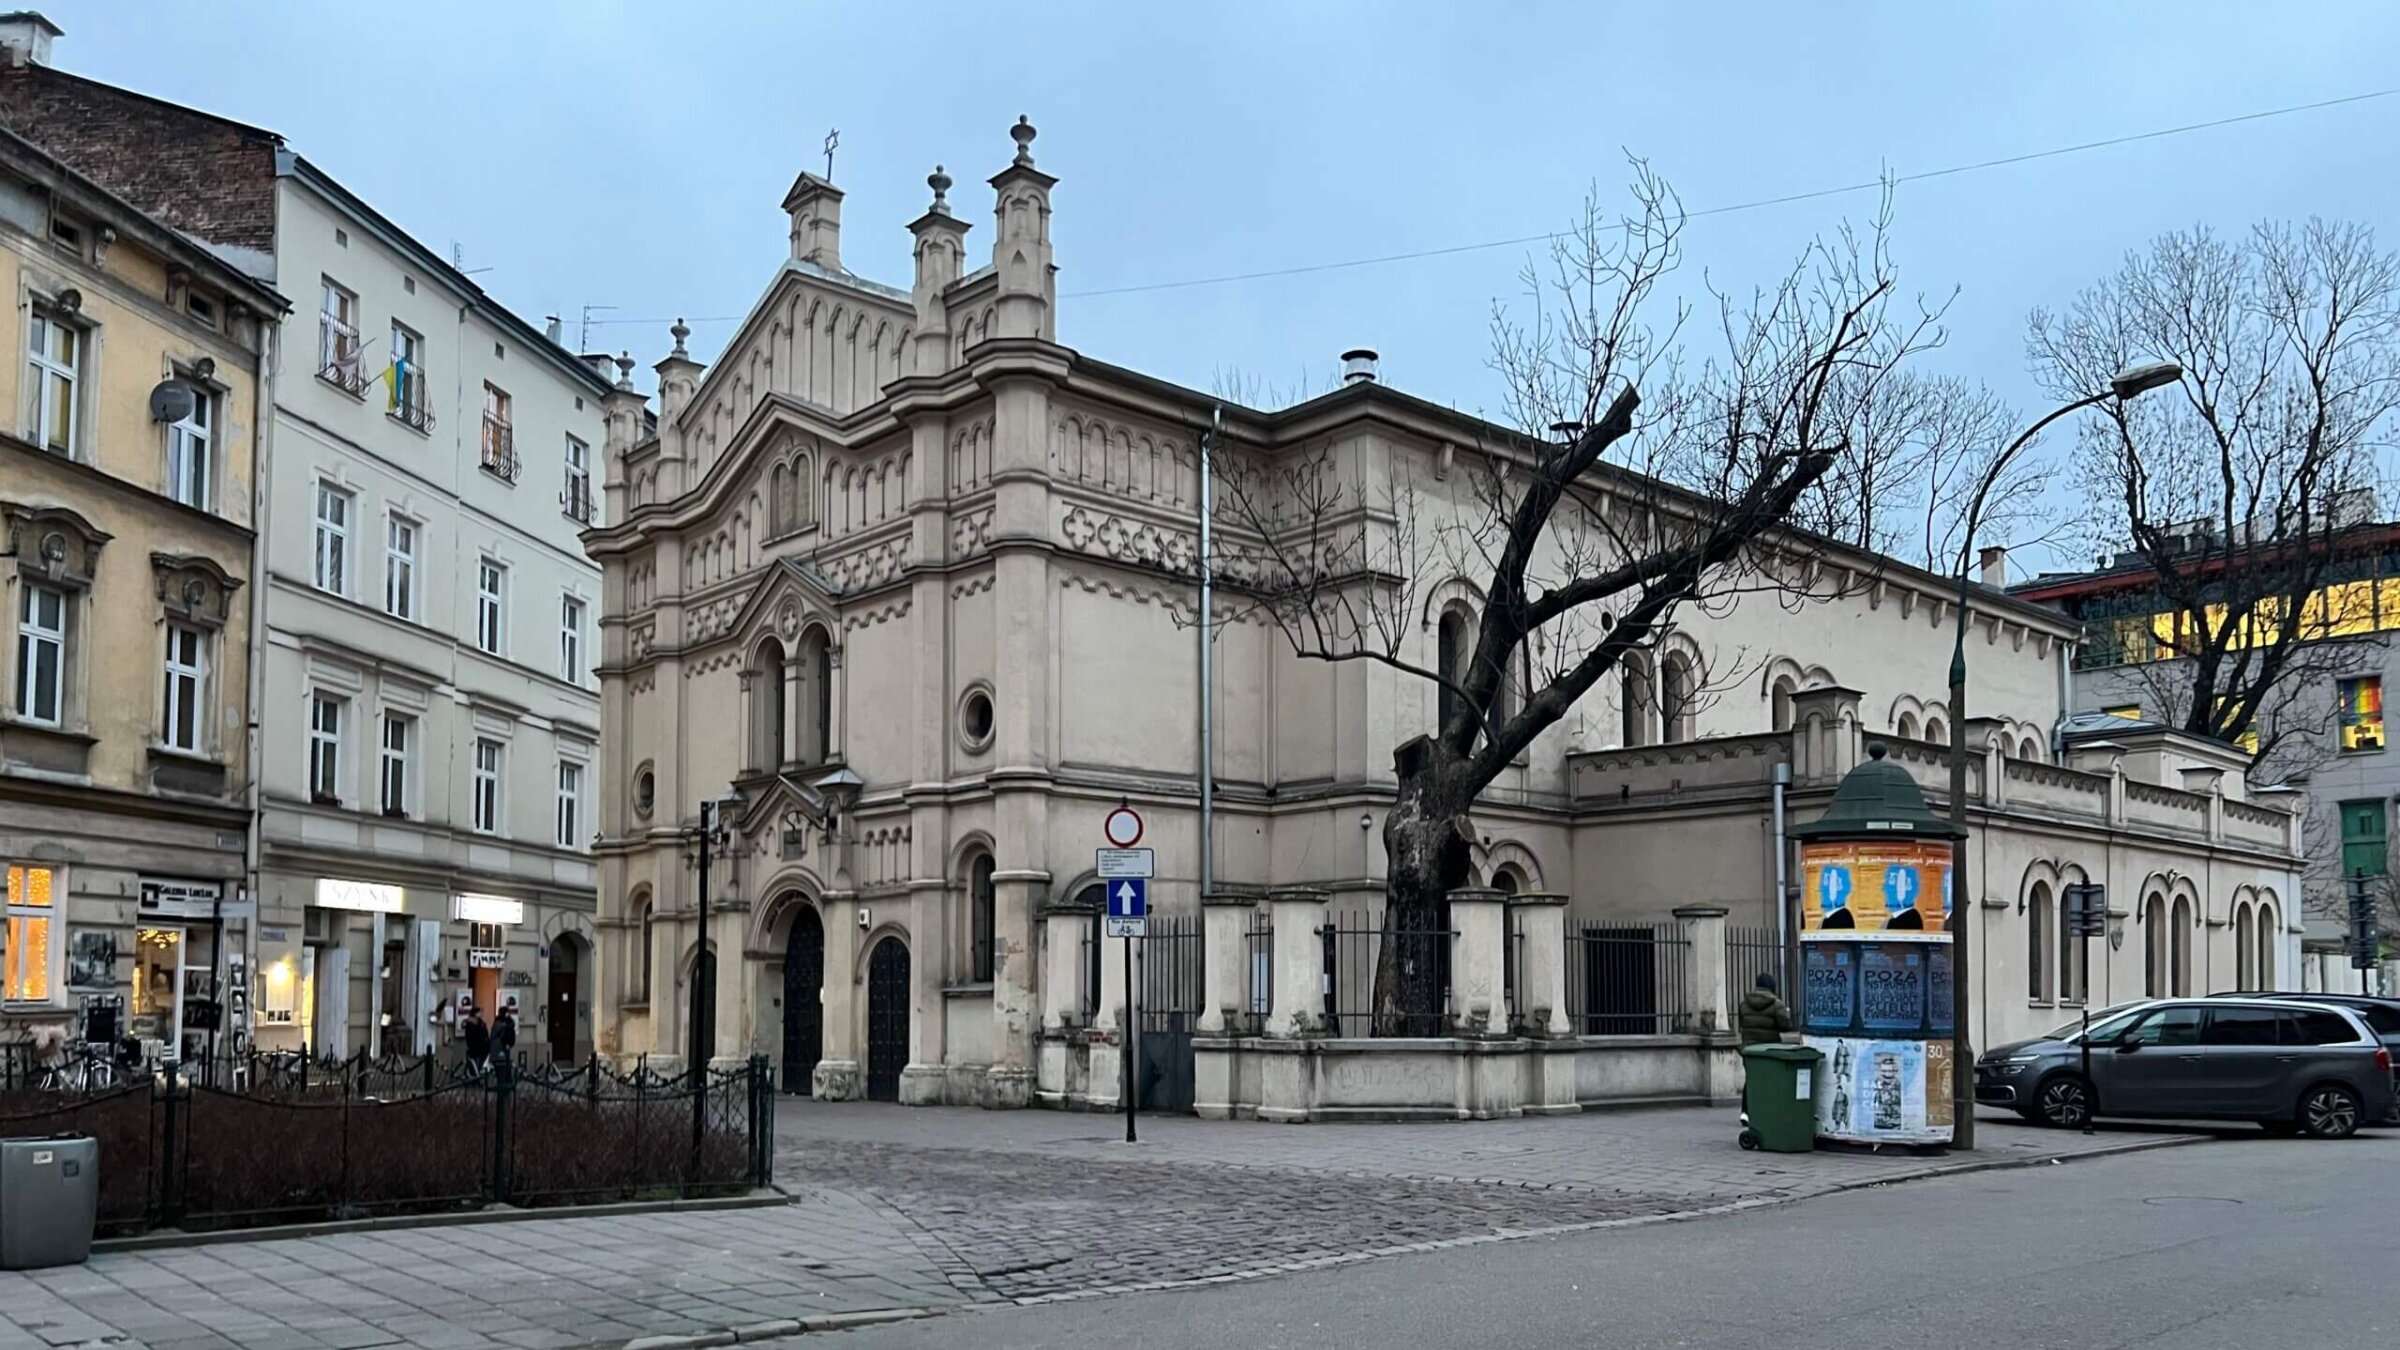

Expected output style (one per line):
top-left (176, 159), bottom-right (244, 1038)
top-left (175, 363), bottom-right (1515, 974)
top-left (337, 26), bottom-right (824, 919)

top-left (0, 1136), bottom-right (97, 1269)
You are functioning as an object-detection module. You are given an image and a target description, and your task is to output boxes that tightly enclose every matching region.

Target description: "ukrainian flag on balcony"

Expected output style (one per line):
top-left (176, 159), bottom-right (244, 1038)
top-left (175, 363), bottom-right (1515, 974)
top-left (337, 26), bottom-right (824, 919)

top-left (384, 357), bottom-right (410, 410)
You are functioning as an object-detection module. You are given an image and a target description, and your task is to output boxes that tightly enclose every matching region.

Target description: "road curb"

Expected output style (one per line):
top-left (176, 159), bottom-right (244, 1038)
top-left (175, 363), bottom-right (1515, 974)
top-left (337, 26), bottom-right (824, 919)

top-left (94, 1187), bottom-right (792, 1254)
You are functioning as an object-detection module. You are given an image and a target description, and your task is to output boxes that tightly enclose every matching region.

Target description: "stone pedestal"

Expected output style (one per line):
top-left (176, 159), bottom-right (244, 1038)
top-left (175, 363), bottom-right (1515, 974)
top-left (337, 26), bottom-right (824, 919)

top-left (1507, 893), bottom-right (1572, 1038)
top-left (1266, 888), bottom-right (1329, 1037)
top-left (1446, 888), bottom-right (1508, 1037)
top-left (1197, 891), bottom-right (1259, 1035)
top-left (982, 1065), bottom-right (1035, 1109)
top-left (810, 1059), bottom-right (862, 1101)
top-left (1675, 904), bottom-right (1731, 1034)
top-left (898, 1063), bottom-right (947, 1106)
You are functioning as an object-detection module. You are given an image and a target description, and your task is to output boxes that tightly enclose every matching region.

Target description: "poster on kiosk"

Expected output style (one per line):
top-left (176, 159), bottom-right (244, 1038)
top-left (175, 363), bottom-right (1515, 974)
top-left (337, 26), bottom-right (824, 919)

top-left (1787, 743), bottom-right (1964, 1147)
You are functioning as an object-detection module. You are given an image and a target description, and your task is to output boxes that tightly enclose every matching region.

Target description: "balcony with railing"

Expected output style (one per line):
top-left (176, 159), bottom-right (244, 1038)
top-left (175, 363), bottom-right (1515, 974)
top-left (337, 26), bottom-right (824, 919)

top-left (561, 474), bottom-right (595, 525)
top-left (317, 332), bottom-right (367, 399)
top-left (387, 369), bottom-right (435, 434)
top-left (480, 418), bottom-right (517, 484)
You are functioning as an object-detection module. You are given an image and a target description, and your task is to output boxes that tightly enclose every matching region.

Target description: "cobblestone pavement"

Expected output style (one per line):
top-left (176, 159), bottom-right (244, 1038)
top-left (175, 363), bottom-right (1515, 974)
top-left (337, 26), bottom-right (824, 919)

top-left (0, 1105), bottom-right (2203, 1349)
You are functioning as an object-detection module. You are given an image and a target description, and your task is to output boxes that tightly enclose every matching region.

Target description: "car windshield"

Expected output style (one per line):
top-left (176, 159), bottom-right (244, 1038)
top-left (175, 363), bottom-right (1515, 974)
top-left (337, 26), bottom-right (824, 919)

top-left (2047, 1005), bottom-right (2145, 1043)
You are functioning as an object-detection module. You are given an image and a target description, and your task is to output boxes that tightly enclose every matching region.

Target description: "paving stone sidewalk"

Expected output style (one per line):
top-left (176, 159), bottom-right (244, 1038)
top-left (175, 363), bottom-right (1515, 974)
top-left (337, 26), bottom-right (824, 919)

top-left (0, 1105), bottom-right (2202, 1349)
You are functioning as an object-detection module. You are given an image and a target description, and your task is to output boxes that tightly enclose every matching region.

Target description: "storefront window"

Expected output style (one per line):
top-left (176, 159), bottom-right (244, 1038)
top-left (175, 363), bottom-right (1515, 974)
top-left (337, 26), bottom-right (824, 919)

top-left (5, 864), bottom-right (57, 1004)
top-left (132, 925), bottom-right (219, 1057)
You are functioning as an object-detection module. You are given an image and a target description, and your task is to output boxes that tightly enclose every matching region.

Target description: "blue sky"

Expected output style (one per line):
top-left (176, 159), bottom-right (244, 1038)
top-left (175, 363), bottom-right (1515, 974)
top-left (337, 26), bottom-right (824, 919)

top-left (48, 1), bottom-right (2400, 565)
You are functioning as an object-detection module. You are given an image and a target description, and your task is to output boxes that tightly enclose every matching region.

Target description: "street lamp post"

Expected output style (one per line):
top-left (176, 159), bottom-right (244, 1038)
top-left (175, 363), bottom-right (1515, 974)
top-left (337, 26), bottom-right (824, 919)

top-left (1947, 360), bottom-right (2180, 1149)
top-left (690, 793), bottom-right (742, 1078)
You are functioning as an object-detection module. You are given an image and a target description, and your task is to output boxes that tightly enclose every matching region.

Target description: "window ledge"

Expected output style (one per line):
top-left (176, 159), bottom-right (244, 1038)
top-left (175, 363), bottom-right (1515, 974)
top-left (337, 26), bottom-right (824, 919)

top-left (943, 982), bottom-right (995, 999)
top-left (621, 1000), bottom-right (648, 1013)
top-left (0, 715), bottom-right (97, 746)
top-left (386, 408), bottom-right (434, 438)
top-left (147, 743), bottom-right (223, 767)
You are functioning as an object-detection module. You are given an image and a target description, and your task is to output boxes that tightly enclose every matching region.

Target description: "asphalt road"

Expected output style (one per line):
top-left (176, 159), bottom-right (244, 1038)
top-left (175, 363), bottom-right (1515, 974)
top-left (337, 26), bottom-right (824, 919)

top-left (798, 1132), bottom-right (2396, 1349)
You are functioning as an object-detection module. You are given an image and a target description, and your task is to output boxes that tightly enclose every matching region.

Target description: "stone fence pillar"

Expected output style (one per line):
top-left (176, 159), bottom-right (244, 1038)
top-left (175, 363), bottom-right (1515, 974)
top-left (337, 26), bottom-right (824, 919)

top-left (1447, 888), bottom-right (1508, 1037)
top-left (1507, 893), bottom-right (1571, 1037)
top-left (1675, 904), bottom-right (1731, 1035)
top-left (1040, 895), bottom-right (1095, 1033)
top-left (1197, 891), bottom-right (1258, 1035)
top-left (1265, 888), bottom-right (1328, 1037)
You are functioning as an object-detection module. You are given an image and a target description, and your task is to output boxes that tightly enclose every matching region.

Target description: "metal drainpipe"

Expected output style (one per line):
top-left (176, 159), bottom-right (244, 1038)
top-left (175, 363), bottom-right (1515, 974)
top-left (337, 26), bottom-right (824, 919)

top-left (1199, 407), bottom-right (1219, 899)
top-left (2055, 637), bottom-right (2076, 759)
top-left (242, 314), bottom-right (279, 1056)
top-left (1772, 760), bottom-right (1792, 987)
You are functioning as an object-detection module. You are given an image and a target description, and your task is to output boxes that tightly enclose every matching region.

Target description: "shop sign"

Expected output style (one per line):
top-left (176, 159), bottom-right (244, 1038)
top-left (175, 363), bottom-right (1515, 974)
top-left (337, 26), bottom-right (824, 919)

top-left (452, 894), bottom-right (525, 925)
top-left (317, 878), bottom-right (405, 914)
top-left (139, 877), bottom-right (224, 920)
top-left (468, 947), bottom-right (508, 969)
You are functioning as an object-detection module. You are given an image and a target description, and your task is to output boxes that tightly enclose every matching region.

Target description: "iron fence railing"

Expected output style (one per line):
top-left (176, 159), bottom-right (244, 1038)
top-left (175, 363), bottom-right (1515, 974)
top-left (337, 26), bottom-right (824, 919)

top-left (1563, 922), bottom-right (1691, 1035)
top-left (0, 1053), bottom-right (772, 1237)
top-left (481, 419), bottom-right (518, 482)
top-left (1725, 924), bottom-right (1793, 1007)
top-left (1321, 911), bottom-right (1453, 1037)
top-left (1243, 909), bottom-right (1273, 1034)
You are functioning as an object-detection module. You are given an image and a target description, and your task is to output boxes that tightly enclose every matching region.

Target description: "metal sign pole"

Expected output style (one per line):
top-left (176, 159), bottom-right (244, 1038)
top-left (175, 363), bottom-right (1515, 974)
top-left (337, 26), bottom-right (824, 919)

top-left (1124, 932), bottom-right (1138, 1143)
top-left (2079, 923), bottom-right (2093, 1136)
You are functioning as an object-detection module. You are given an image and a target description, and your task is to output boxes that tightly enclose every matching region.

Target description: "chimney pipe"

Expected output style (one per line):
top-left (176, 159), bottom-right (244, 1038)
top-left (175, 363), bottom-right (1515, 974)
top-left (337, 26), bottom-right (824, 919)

top-left (1341, 348), bottom-right (1379, 385)
top-left (544, 315), bottom-right (564, 346)
top-left (0, 13), bottom-right (60, 68)
top-left (1978, 545), bottom-right (2008, 589)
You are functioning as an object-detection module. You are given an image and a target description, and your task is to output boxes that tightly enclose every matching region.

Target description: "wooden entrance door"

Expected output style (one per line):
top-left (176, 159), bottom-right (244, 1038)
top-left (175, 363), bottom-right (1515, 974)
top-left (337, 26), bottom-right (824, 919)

top-left (782, 905), bottom-right (824, 1094)
top-left (546, 936), bottom-right (580, 1064)
top-left (865, 937), bottom-right (910, 1102)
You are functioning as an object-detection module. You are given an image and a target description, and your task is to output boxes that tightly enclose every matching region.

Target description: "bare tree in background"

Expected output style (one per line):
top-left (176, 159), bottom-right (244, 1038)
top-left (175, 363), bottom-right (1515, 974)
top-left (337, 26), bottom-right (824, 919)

top-left (2028, 221), bottom-right (2400, 773)
top-left (1202, 169), bottom-right (1999, 1030)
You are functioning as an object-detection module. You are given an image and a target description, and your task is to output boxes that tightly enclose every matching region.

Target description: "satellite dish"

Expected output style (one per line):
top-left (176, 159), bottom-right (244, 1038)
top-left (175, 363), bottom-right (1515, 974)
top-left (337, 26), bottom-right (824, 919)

top-left (148, 379), bottom-right (197, 424)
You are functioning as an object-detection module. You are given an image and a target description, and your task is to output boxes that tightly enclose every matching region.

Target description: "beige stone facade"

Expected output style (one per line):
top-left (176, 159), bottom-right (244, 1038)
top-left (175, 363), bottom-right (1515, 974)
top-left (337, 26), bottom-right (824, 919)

top-left (0, 119), bottom-right (282, 1058)
top-left (590, 122), bottom-right (2307, 1105)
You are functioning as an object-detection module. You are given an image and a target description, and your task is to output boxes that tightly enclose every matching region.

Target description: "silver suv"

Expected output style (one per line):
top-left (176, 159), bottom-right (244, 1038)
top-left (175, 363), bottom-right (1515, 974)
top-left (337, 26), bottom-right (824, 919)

top-left (1974, 997), bottom-right (2396, 1138)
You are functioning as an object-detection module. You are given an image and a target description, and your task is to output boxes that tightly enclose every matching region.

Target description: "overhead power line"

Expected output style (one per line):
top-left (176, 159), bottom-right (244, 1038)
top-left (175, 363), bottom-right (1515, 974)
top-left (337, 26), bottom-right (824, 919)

top-left (1065, 86), bottom-right (2400, 299)
top-left (583, 85), bottom-right (2399, 325)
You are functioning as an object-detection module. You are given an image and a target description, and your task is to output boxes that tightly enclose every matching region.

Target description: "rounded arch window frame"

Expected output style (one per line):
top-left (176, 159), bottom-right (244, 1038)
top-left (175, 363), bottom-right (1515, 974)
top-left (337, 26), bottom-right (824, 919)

top-left (956, 679), bottom-right (996, 755)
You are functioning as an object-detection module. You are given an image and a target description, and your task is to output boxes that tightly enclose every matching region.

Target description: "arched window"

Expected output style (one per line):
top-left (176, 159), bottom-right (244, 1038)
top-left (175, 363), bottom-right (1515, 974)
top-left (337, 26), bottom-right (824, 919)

top-left (1770, 676), bottom-right (1798, 732)
top-left (1661, 651), bottom-right (1695, 743)
top-left (795, 626), bottom-right (832, 764)
top-left (793, 454), bottom-right (814, 526)
top-left (968, 852), bottom-right (997, 983)
top-left (2227, 898), bottom-right (2246, 984)
top-left (1897, 712), bottom-right (1921, 741)
top-left (634, 890), bottom-right (655, 1004)
top-left (2018, 735), bottom-right (2044, 763)
top-left (2170, 894), bottom-right (2194, 996)
top-left (769, 463), bottom-right (791, 533)
top-left (1436, 609), bottom-right (1469, 737)
top-left (1621, 654), bottom-right (1653, 748)
top-left (1492, 866), bottom-right (1523, 897)
top-left (2143, 894), bottom-right (2167, 996)
top-left (2027, 882), bottom-right (2053, 1001)
top-left (2256, 901), bottom-right (2278, 988)
top-left (755, 638), bottom-right (788, 771)
top-left (1925, 716), bottom-right (1948, 746)
top-left (2057, 884), bottom-right (2087, 1003)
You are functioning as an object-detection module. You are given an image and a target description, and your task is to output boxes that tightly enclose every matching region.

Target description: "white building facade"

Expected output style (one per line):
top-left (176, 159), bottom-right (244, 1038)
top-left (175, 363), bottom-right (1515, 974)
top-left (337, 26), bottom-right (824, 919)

top-left (588, 121), bottom-right (2307, 1109)
top-left (252, 157), bottom-right (612, 1060)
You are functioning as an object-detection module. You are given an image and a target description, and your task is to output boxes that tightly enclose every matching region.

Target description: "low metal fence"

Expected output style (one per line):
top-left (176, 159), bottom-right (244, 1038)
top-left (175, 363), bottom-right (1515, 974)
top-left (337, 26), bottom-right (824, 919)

top-left (1321, 911), bottom-right (1453, 1037)
top-left (1725, 925), bottom-right (1794, 1005)
top-left (1243, 909), bottom-right (1274, 1034)
top-left (0, 1054), bottom-right (772, 1236)
top-left (1563, 922), bottom-right (1690, 1035)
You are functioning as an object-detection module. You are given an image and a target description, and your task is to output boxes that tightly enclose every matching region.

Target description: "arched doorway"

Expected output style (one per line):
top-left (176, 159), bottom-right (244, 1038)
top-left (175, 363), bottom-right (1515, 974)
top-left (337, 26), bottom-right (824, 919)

top-left (783, 903), bottom-right (824, 1094)
top-left (865, 936), bottom-right (910, 1102)
top-left (546, 934), bottom-right (582, 1064)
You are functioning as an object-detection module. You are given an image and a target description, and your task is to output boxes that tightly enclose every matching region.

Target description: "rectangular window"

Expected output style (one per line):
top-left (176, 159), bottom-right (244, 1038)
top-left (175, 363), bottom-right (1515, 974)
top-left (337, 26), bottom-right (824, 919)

top-left (472, 737), bottom-right (503, 834)
top-left (309, 693), bottom-right (345, 804)
top-left (14, 583), bottom-right (65, 726)
top-left (384, 515), bottom-right (417, 620)
top-left (166, 387), bottom-right (214, 510)
top-left (318, 279), bottom-right (361, 389)
top-left (4, 864), bottom-right (55, 1005)
top-left (476, 559), bottom-right (507, 655)
top-left (25, 306), bottom-right (80, 456)
top-left (559, 595), bottom-right (584, 684)
top-left (2340, 676), bottom-right (2385, 754)
top-left (314, 483), bottom-right (352, 595)
top-left (387, 322), bottom-right (429, 429)
top-left (161, 624), bottom-right (207, 753)
top-left (563, 435), bottom-right (593, 523)
top-left (480, 383), bottom-right (515, 481)
top-left (555, 760), bottom-right (582, 849)
top-left (2340, 798), bottom-right (2388, 878)
top-left (379, 711), bottom-right (413, 817)
top-left (2101, 704), bottom-right (2142, 721)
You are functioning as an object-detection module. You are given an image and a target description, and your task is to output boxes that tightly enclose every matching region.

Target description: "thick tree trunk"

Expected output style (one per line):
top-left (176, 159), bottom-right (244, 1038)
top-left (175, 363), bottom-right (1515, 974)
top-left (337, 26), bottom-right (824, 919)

top-left (1373, 746), bottom-right (1474, 1035)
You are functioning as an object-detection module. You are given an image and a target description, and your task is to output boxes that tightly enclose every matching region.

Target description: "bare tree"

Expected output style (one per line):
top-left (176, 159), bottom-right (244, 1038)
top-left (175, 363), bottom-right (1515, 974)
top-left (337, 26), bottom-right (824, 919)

top-left (2028, 220), bottom-right (2400, 771)
top-left (1202, 168), bottom-right (1992, 1029)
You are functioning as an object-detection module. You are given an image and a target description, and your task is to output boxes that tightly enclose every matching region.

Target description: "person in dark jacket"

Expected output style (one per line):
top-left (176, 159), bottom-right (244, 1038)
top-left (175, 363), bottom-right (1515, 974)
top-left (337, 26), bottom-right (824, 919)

top-left (1738, 973), bottom-right (1794, 1046)
top-left (459, 1002), bottom-right (492, 1073)
top-left (493, 999), bottom-right (519, 1068)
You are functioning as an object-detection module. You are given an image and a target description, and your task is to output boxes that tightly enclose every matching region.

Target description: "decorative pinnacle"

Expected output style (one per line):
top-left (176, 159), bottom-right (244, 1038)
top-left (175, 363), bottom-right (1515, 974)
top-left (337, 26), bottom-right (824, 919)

top-left (1010, 114), bottom-right (1037, 167)
top-left (614, 352), bottom-right (635, 389)
top-left (928, 164), bottom-right (952, 213)
top-left (669, 317), bottom-right (690, 358)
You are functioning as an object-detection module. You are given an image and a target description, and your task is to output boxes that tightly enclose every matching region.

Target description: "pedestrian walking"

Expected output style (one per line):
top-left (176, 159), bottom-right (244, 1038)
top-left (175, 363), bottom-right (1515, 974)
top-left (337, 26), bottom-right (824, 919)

top-left (459, 1000), bottom-right (492, 1074)
top-left (1737, 973), bottom-right (1794, 1123)
top-left (493, 998), bottom-right (519, 1069)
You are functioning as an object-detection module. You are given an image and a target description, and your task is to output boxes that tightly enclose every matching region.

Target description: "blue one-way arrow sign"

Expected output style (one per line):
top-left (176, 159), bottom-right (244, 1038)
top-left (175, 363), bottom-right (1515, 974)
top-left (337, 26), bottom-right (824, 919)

top-left (1105, 878), bottom-right (1148, 937)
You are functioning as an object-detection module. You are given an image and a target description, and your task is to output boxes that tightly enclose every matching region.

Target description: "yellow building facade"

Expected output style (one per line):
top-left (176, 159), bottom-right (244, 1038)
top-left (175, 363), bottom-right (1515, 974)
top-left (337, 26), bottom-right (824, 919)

top-left (0, 124), bottom-right (284, 1062)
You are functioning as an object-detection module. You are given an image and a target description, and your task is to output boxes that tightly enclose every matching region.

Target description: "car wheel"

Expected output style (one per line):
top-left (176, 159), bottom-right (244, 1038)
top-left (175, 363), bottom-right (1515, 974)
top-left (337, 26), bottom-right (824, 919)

top-left (2298, 1084), bottom-right (2362, 1140)
top-left (2034, 1073), bottom-right (2093, 1129)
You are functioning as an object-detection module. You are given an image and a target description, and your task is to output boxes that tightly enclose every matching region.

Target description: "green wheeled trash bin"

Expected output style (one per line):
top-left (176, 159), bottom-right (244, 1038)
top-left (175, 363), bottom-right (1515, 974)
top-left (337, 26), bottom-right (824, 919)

top-left (1738, 1044), bottom-right (1822, 1153)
